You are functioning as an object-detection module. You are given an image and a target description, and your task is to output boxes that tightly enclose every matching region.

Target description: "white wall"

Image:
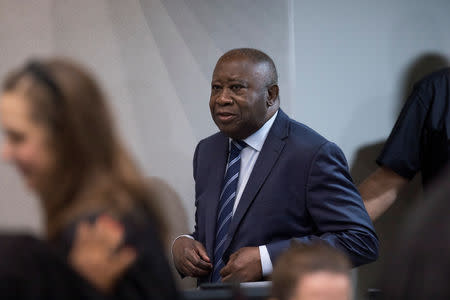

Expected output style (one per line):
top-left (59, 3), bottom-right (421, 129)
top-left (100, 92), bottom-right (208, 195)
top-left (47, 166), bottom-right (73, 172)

top-left (0, 0), bottom-right (449, 296)
top-left (0, 0), bottom-right (293, 232)
top-left (293, 0), bottom-right (450, 163)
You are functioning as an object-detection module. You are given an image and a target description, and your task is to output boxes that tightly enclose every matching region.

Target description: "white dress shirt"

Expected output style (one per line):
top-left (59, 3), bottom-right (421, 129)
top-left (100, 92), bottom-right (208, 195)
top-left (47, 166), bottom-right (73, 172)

top-left (175, 110), bottom-right (279, 277)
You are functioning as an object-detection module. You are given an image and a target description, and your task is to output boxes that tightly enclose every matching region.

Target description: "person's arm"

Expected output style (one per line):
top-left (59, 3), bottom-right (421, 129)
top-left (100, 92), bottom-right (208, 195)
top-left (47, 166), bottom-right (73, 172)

top-left (365, 83), bottom-right (428, 221)
top-left (172, 141), bottom-right (212, 278)
top-left (221, 141), bottom-right (379, 281)
top-left (266, 141), bottom-right (379, 267)
top-left (358, 167), bottom-right (409, 221)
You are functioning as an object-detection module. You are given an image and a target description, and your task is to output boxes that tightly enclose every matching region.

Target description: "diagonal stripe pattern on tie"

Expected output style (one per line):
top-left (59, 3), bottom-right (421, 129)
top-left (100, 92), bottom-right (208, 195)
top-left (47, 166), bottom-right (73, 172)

top-left (211, 139), bottom-right (247, 282)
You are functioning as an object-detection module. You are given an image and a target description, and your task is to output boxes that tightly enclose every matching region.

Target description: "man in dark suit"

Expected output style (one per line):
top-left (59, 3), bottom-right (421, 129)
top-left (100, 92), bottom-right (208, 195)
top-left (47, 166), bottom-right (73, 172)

top-left (172, 48), bottom-right (378, 283)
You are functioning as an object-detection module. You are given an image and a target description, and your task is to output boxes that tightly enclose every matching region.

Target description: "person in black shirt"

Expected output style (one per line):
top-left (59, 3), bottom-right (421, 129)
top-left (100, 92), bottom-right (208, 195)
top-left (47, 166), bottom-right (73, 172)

top-left (359, 67), bottom-right (450, 220)
top-left (0, 216), bottom-right (136, 300)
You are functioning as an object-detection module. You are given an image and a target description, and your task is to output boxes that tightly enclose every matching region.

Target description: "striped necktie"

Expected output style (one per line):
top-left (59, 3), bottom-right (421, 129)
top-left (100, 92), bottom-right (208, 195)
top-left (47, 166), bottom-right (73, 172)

top-left (211, 139), bottom-right (247, 282)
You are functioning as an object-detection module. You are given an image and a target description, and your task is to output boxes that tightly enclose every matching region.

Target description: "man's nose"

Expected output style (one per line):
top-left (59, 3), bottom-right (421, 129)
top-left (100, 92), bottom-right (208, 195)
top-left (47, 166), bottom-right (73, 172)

top-left (215, 89), bottom-right (233, 105)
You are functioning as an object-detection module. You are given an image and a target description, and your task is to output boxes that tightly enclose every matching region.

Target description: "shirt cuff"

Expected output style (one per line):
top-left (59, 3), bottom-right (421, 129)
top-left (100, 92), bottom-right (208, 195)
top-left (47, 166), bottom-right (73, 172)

top-left (259, 245), bottom-right (273, 276)
top-left (171, 234), bottom-right (194, 256)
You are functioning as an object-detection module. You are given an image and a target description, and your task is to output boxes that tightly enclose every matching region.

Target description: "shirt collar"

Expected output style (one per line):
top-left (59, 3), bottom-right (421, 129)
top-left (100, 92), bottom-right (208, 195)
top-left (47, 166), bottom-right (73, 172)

top-left (229, 110), bottom-right (278, 152)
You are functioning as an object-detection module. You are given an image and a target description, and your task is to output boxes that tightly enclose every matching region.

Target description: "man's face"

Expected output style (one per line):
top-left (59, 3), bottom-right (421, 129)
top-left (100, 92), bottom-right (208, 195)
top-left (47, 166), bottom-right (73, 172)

top-left (290, 271), bottom-right (351, 300)
top-left (209, 56), bottom-right (270, 140)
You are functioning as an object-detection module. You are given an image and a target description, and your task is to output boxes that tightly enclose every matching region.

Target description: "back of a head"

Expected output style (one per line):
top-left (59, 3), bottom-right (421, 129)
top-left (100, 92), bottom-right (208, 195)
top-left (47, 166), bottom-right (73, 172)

top-left (271, 242), bottom-right (351, 300)
top-left (381, 172), bottom-right (450, 299)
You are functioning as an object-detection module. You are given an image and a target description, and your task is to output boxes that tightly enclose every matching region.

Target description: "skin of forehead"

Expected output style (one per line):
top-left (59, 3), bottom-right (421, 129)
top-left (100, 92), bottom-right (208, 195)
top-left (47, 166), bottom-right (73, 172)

top-left (213, 54), bottom-right (273, 84)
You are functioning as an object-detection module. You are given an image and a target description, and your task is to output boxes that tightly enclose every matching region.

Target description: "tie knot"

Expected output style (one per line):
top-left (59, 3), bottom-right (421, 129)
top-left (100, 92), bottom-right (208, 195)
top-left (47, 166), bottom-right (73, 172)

top-left (231, 140), bottom-right (247, 152)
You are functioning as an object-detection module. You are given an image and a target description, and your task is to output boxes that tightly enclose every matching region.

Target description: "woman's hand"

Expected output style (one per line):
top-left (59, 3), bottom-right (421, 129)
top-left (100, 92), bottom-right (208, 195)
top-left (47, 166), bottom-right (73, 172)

top-left (69, 215), bottom-right (137, 293)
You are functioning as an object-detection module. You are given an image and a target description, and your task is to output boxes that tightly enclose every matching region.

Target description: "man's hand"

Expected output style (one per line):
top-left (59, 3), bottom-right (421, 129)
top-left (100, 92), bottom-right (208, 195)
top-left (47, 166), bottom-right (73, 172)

top-left (220, 247), bottom-right (262, 282)
top-left (69, 215), bottom-right (137, 293)
top-left (172, 236), bottom-right (212, 277)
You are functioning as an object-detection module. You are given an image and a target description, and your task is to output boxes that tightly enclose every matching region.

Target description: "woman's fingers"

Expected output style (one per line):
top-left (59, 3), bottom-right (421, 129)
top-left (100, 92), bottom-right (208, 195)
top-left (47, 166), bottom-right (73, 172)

top-left (94, 215), bottom-right (124, 252)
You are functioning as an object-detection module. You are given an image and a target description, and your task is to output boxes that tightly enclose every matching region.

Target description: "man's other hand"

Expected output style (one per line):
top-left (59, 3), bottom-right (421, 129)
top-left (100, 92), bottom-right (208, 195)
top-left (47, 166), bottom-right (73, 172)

top-left (172, 236), bottom-right (212, 277)
top-left (220, 247), bottom-right (262, 282)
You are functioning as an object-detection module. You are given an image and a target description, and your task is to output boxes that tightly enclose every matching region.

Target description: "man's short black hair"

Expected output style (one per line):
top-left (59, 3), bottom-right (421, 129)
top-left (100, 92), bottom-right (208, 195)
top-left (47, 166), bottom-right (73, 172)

top-left (218, 48), bottom-right (278, 86)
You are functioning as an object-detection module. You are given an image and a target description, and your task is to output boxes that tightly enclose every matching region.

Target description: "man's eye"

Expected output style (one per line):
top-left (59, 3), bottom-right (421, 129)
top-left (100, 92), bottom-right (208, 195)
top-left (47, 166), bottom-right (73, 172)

top-left (211, 85), bottom-right (222, 91)
top-left (230, 85), bottom-right (244, 92)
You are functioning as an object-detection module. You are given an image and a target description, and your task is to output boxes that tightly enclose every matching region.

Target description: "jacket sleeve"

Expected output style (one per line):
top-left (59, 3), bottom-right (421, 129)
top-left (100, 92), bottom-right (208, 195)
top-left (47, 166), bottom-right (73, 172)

top-left (266, 141), bottom-right (379, 267)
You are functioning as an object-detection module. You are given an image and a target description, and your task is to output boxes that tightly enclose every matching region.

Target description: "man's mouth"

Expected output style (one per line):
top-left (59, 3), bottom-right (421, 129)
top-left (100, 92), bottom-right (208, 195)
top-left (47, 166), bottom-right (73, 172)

top-left (215, 112), bottom-right (236, 122)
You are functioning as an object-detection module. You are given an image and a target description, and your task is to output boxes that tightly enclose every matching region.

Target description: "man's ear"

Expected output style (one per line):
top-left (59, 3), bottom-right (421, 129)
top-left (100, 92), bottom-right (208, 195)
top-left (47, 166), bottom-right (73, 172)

top-left (267, 84), bottom-right (279, 107)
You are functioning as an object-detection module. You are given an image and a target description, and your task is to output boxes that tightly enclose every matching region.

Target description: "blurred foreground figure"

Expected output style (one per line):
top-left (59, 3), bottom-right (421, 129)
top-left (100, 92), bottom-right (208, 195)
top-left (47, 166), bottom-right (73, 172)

top-left (360, 68), bottom-right (450, 220)
top-left (0, 216), bottom-right (135, 298)
top-left (0, 59), bottom-right (179, 299)
top-left (380, 173), bottom-right (450, 299)
top-left (271, 243), bottom-right (352, 300)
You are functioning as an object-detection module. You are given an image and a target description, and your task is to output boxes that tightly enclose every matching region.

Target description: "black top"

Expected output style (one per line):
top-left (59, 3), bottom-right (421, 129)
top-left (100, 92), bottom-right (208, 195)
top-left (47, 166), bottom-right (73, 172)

top-left (377, 67), bottom-right (450, 186)
top-left (0, 211), bottom-right (181, 300)
top-left (0, 233), bottom-right (103, 300)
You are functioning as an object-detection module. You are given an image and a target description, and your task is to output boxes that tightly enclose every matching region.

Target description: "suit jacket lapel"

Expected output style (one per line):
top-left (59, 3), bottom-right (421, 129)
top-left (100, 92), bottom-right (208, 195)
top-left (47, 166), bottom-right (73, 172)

top-left (223, 110), bottom-right (290, 256)
top-left (204, 134), bottom-right (229, 258)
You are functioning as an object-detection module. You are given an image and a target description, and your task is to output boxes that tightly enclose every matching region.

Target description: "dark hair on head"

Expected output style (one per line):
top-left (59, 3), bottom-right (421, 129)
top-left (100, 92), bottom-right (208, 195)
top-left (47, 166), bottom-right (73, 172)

top-left (271, 242), bottom-right (351, 300)
top-left (380, 169), bottom-right (450, 299)
top-left (218, 48), bottom-right (278, 86)
top-left (2, 58), bottom-right (166, 240)
top-left (21, 60), bottom-right (63, 102)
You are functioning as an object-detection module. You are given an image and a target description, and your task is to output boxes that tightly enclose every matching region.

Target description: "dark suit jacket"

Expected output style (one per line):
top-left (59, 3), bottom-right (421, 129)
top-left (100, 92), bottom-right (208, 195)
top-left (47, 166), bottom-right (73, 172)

top-left (192, 110), bottom-right (378, 282)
